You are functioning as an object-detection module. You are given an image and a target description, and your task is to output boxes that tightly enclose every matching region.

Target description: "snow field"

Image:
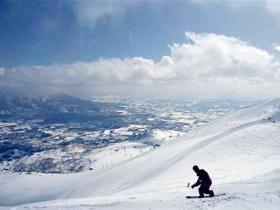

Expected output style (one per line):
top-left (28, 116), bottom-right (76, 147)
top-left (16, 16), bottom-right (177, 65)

top-left (1, 99), bottom-right (280, 209)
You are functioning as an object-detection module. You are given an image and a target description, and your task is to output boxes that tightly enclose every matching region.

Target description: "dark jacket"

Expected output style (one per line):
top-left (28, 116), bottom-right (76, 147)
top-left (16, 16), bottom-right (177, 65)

top-left (192, 169), bottom-right (212, 188)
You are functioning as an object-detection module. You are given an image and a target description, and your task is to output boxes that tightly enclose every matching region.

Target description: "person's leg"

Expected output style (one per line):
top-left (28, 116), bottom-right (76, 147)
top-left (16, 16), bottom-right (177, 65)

top-left (204, 188), bottom-right (214, 197)
top-left (205, 182), bottom-right (214, 197)
top-left (200, 183), bottom-right (214, 197)
top-left (198, 186), bottom-right (205, 198)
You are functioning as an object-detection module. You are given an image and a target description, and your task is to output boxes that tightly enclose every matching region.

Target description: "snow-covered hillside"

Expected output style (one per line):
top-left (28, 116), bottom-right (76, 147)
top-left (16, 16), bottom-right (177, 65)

top-left (0, 99), bottom-right (280, 210)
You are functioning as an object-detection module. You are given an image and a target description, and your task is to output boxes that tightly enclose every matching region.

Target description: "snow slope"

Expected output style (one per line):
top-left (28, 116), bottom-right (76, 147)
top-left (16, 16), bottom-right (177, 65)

top-left (0, 99), bottom-right (280, 210)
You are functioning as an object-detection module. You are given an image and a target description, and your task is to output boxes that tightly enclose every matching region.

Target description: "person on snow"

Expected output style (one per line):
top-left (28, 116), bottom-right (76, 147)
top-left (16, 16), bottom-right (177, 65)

top-left (191, 165), bottom-right (214, 198)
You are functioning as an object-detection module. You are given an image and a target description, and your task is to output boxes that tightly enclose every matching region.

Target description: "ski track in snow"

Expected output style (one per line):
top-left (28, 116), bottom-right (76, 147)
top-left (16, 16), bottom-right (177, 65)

top-left (1, 99), bottom-right (280, 210)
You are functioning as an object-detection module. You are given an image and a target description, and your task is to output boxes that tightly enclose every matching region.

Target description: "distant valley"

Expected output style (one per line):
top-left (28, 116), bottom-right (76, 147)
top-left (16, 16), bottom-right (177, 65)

top-left (0, 91), bottom-right (258, 173)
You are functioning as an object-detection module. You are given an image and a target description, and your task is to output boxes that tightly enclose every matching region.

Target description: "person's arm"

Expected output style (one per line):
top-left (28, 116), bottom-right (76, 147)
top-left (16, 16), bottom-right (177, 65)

top-left (191, 178), bottom-right (201, 188)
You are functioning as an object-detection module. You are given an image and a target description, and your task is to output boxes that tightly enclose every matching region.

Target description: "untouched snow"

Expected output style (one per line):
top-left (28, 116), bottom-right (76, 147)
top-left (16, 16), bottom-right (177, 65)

top-left (1, 99), bottom-right (280, 209)
top-left (150, 129), bottom-right (186, 143)
top-left (86, 141), bottom-right (153, 171)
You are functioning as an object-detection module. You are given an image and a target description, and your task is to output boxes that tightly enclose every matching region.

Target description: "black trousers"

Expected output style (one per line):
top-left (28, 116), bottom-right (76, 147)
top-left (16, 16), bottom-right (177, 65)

top-left (198, 183), bottom-right (214, 197)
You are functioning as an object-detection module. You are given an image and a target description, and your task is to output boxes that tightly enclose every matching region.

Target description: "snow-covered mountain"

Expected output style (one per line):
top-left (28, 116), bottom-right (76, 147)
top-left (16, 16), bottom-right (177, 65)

top-left (0, 98), bottom-right (279, 209)
top-left (0, 90), bottom-right (110, 119)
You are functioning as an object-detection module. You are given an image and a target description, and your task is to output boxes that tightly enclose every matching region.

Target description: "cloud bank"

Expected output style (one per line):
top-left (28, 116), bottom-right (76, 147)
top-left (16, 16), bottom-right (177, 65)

top-left (1, 32), bottom-right (279, 99)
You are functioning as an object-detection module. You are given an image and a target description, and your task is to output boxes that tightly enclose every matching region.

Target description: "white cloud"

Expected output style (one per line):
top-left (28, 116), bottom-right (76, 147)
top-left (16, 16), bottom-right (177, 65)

top-left (273, 43), bottom-right (280, 52)
top-left (0, 68), bottom-right (5, 77)
top-left (1, 32), bottom-right (280, 99)
top-left (72, 0), bottom-right (137, 29)
top-left (264, 0), bottom-right (280, 17)
top-left (191, 0), bottom-right (280, 18)
top-left (71, 0), bottom-right (280, 30)
top-left (168, 32), bottom-right (277, 80)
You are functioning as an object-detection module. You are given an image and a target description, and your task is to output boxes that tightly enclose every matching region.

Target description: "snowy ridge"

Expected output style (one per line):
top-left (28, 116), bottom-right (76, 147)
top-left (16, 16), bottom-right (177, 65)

top-left (0, 99), bottom-right (280, 209)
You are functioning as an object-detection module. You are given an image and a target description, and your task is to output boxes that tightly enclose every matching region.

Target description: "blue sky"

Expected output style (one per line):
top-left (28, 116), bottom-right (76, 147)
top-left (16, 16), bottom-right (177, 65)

top-left (0, 0), bottom-right (280, 99)
top-left (1, 0), bottom-right (279, 67)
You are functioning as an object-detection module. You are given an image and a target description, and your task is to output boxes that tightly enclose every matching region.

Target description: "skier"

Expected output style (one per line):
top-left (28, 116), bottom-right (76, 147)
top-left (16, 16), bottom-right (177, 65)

top-left (191, 165), bottom-right (214, 198)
